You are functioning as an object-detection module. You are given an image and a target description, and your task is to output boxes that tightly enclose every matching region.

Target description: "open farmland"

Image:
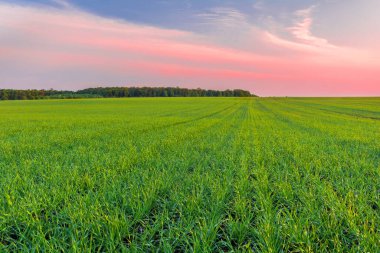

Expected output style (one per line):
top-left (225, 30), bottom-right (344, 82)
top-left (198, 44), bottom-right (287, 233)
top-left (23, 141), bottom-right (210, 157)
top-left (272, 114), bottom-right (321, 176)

top-left (0, 97), bottom-right (379, 252)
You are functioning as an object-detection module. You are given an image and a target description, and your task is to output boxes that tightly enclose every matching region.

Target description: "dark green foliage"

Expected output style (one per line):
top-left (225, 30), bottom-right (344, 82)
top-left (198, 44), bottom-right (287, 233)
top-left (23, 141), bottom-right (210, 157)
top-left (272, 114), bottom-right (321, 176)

top-left (0, 87), bottom-right (254, 100)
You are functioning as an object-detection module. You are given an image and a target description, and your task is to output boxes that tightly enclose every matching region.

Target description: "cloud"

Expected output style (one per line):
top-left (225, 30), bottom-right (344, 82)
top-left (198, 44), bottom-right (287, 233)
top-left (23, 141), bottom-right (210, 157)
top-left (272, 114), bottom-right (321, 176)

top-left (197, 7), bottom-right (248, 28)
top-left (50, 0), bottom-right (74, 9)
top-left (262, 5), bottom-right (378, 67)
top-left (288, 6), bottom-right (335, 49)
top-left (0, 3), bottom-right (275, 92)
top-left (264, 6), bottom-right (336, 53)
top-left (0, 2), bottom-right (379, 96)
top-left (252, 1), bottom-right (265, 11)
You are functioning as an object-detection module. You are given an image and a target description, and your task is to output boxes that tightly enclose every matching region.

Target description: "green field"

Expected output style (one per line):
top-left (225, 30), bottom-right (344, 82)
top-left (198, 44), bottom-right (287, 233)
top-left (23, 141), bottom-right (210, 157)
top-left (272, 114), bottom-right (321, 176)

top-left (0, 98), bottom-right (379, 252)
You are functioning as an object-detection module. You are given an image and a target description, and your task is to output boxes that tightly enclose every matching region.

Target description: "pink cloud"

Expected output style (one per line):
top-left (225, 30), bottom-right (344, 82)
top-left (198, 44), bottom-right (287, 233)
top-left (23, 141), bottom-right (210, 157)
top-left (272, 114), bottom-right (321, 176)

top-left (0, 3), bottom-right (379, 96)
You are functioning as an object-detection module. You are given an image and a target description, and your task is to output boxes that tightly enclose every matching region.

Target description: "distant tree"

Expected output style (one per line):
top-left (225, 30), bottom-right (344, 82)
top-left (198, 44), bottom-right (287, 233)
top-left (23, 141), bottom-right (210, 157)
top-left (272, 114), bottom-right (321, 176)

top-left (0, 87), bottom-right (255, 100)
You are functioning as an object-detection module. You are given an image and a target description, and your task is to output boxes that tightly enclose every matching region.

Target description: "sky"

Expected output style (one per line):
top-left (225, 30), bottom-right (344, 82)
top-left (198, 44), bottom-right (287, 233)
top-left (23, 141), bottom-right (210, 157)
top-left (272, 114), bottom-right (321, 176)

top-left (0, 0), bottom-right (379, 96)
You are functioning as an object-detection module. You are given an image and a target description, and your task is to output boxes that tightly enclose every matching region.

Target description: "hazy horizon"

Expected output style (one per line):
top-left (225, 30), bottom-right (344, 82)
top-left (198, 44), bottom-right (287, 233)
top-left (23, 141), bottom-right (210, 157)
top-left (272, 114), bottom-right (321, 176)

top-left (1, 0), bottom-right (379, 96)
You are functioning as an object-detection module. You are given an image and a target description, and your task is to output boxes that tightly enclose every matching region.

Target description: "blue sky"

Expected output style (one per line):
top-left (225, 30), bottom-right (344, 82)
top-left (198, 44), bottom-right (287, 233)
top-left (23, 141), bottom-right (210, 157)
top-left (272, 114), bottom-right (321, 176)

top-left (0, 0), bottom-right (379, 96)
top-left (4, 0), bottom-right (379, 49)
top-left (8, 0), bottom-right (315, 30)
top-left (5, 0), bottom-right (379, 50)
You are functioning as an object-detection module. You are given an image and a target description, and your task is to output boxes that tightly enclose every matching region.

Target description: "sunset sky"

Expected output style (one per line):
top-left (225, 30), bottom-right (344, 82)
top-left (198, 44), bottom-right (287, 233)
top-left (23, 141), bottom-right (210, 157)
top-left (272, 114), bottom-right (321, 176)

top-left (0, 0), bottom-right (379, 96)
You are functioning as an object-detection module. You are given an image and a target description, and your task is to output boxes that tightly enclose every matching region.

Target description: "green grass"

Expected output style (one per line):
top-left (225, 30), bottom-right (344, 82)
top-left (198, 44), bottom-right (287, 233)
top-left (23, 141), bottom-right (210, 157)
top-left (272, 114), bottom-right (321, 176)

top-left (0, 97), bottom-right (379, 252)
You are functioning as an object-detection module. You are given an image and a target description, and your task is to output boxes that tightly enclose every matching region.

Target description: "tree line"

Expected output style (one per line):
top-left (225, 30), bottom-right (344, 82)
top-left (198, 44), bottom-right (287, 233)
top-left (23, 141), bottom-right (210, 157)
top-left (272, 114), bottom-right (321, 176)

top-left (0, 87), bottom-right (255, 100)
